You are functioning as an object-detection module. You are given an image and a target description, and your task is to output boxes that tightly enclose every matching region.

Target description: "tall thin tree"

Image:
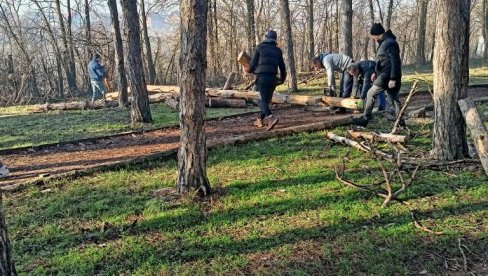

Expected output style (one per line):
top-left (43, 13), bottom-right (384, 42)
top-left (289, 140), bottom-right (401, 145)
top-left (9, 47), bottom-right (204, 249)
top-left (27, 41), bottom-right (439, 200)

top-left (121, 0), bottom-right (152, 123)
top-left (308, 0), bottom-right (315, 59)
top-left (340, 0), bottom-right (353, 58)
top-left (416, 0), bottom-right (428, 65)
top-left (107, 0), bottom-right (128, 107)
top-left (176, 0), bottom-right (211, 195)
top-left (280, 0), bottom-right (298, 92)
top-left (140, 0), bottom-right (157, 85)
top-left (385, 0), bottom-right (394, 30)
top-left (432, 0), bottom-right (470, 160)
top-left (246, 0), bottom-right (257, 53)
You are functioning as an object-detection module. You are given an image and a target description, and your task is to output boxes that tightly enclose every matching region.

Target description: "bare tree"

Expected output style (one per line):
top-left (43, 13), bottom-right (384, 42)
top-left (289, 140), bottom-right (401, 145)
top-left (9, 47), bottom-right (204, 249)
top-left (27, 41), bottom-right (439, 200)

top-left (107, 0), bottom-right (128, 106)
top-left (340, 0), bottom-right (353, 57)
top-left (55, 0), bottom-right (78, 92)
top-left (416, 0), bottom-right (428, 65)
top-left (121, 0), bottom-right (152, 123)
top-left (308, 0), bottom-right (315, 59)
top-left (432, 0), bottom-right (470, 160)
top-left (176, 0), bottom-right (211, 196)
top-left (246, 0), bottom-right (257, 53)
top-left (280, 0), bottom-right (298, 92)
top-left (140, 0), bottom-right (157, 85)
top-left (386, 0), bottom-right (394, 30)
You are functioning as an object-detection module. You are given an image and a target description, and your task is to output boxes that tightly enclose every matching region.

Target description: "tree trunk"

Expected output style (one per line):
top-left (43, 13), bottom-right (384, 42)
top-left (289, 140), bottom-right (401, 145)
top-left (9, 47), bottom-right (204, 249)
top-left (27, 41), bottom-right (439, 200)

top-left (280, 0), bottom-right (298, 92)
top-left (0, 191), bottom-right (15, 276)
top-left (368, 0), bottom-right (377, 55)
top-left (140, 0), bottom-right (157, 85)
top-left (484, 0), bottom-right (488, 63)
top-left (385, 0), bottom-right (394, 30)
top-left (176, 0), bottom-right (211, 196)
top-left (85, 0), bottom-right (91, 56)
top-left (308, 0), bottom-right (315, 59)
top-left (246, 0), bottom-right (257, 53)
top-left (55, 0), bottom-right (77, 92)
top-left (108, 0), bottom-right (129, 107)
top-left (340, 0), bottom-right (353, 58)
top-left (376, 0), bottom-right (384, 24)
top-left (121, 0), bottom-right (152, 123)
top-left (416, 0), bottom-right (428, 65)
top-left (432, 0), bottom-right (470, 160)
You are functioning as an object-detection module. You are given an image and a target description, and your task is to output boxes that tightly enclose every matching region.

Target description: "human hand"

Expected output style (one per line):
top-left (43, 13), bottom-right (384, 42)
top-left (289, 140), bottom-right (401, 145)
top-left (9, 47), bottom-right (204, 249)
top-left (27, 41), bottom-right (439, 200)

top-left (371, 73), bottom-right (377, 82)
top-left (388, 80), bottom-right (396, 89)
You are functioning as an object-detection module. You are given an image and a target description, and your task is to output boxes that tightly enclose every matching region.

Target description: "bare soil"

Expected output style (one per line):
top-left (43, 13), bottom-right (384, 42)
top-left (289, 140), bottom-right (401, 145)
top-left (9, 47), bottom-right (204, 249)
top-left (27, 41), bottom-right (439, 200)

top-left (1, 88), bottom-right (486, 187)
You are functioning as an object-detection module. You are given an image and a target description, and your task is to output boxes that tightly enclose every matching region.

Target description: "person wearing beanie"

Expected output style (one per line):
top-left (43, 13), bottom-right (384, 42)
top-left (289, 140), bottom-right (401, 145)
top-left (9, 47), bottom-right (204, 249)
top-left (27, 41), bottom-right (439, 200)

top-left (87, 53), bottom-right (107, 103)
top-left (246, 30), bottom-right (286, 130)
top-left (352, 23), bottom-right (403, 127)
top-left (312, 52), bottom-right (354, 114)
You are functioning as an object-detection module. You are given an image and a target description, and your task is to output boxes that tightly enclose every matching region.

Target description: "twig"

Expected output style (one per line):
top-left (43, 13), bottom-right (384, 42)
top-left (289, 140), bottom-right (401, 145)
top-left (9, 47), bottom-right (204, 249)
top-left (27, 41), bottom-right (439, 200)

top-left (391, 80), bottom-right (419, 134)
top-left (458, 238), bottom-right (468, 271)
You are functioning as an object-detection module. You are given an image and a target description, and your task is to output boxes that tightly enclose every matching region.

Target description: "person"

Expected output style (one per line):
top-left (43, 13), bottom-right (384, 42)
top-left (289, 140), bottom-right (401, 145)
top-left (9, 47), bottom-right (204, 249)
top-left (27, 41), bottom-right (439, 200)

top-left (0, 160), bottom-right (9, 178)
top-left (247, 30), bottom-right (287, 130)
top-left (346, 61), bottom-right (386, 111)
top-left (312, 52), bottom-right (354, 113)
top-left (87, 53), bottom-right (107, 103)
top-left (353, 23), bottom-right (402, 127)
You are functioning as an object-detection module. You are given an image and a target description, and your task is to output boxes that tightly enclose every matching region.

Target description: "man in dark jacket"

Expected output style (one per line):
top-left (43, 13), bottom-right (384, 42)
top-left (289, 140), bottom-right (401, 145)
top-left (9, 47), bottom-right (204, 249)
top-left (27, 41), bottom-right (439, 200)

top-left (346, 61), bottom-right (386, 111)
top-left (247, 30), bottom-right (287, 130)
top-left (87, 53), bottom-right (107, 103)
top-left (353, 23), bottom-right (402, 126)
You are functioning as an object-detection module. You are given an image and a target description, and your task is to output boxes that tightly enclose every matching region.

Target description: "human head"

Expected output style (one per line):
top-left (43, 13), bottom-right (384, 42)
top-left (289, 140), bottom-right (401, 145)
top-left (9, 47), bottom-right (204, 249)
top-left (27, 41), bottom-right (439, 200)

top-left (264, 30), bottom-right (277, 41)
top-left (370, 23), bottom-right (385, 42)
top-left (346, 63), bottom-right (360, 76)
top-left (312, 56), bottom-right (324, 70)
top-left (92, 53), bottom-right (101, 60)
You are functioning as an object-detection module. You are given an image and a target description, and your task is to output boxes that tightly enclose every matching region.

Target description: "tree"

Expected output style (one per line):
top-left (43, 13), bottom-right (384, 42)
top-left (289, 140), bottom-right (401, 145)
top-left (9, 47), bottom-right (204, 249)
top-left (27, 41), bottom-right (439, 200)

top-left (340, 0), bottom-right (353, 58)
top-left (121, 0), bottom-right (152, 123)
top-left (416, 0), bottom-right (428, 65)
top-left (107, 0), bottom-right (129, 107)
top-left (246, 0), bottom-right (257, 53)
top-left (432, 0), bottom-right (470, 160)
top-left (385, 0), bottom-right (394, 30)
top-left (280, 0), bottom-right (298, 92)
top-left (176, 0), bottom-right (211, 195)
top-left (0, 191), bottom-right (15, 275)
top-left (55, 0), bottom-right (78, 93)
top-left (308, 0), bottom-right (315, 59)
top-left (483, 0), bottom-right (488, 62)
top-left (140, 0), bottom-right (157, 85)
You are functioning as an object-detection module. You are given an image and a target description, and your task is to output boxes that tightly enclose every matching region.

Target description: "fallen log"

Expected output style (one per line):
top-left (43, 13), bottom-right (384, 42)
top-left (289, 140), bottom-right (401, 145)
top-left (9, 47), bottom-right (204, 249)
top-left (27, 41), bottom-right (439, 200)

top-left (206, 89), bottom-right (288, 104)
top-left (222, 72), bottom-right (237, 90)
top-left (346, 130), bottom-right (408, 144)
top-left (207, 98), bottom-right (247, 108)
top-left (321, 96), bottom-right (364, 110)
top-left (458, 98), bottom-right (488, 176)
top-left (326, 132), bottom-right (394, 160)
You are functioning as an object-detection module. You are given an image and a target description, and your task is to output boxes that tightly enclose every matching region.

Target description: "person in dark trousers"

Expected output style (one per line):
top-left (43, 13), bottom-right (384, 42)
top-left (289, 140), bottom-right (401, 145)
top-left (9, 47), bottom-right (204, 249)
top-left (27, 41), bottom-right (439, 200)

top-left (346, 61), bottom-right (386, 111)
top-left (352, 23), bottom-right (402, 127)
top-left (247, 30), bottom-right (287, 130)
top-left (312, 52), bottom-right (354, 114)
top-left (87, 53), bottom-right (107, 103)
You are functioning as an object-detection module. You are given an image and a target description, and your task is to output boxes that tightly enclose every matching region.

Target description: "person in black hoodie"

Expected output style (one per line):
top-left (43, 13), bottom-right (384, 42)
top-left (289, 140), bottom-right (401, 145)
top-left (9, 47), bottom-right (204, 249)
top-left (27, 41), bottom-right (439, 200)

top-left (352, 23), bottom-right (402, 127)
top-left (247, 30), bottom-right (287, 130)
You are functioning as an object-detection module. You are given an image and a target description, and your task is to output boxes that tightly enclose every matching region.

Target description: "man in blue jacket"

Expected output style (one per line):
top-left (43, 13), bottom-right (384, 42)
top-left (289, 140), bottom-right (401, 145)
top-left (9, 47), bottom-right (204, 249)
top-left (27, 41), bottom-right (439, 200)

top-left (87, 53), bottom-right (107, 103)
top-left (346, 61), bottom-right (386, 111)
top-left (353, 23), bottom-right (402, 126)
top-left (247, 30), bottom-right (287, 130)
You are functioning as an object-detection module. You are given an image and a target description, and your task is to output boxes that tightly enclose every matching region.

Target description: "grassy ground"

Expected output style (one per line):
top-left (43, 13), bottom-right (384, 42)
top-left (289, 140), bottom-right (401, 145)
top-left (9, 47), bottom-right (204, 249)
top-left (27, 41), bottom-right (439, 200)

top-left (4, 118), bottom-right (487, 275)
top-left (0, 103), bottom-right (257, 150)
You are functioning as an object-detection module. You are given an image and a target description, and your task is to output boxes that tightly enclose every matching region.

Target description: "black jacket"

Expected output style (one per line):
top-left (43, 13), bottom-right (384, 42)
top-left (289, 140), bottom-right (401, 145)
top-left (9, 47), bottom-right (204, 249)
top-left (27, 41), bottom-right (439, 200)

top-left (374, 30), bottom-right (402, 89)
top-left (249, 40), bottom-right (287, 82)
top-left (352, 60), bottom-right (376, 97)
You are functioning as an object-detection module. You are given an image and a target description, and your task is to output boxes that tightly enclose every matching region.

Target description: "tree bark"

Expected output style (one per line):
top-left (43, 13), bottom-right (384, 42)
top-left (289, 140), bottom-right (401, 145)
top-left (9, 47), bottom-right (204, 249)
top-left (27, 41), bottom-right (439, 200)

top-left (416, 0), bottom-right (428, 65)
top-left (85, 0), bottom-right (91, 56)
top-left (177, 0), bottom-right (211, 196)
top-left (121, 0), bottom-right (152, 123)
top-left (280, 0), bottom-right (298, 92)
top-left (222, 72), bottom-right (237, 90)
top-left (0, 191), bottom-right (15, 276)
top-left (458, 98), bottom-right (488, 176)
top-left (346, 130), bottom-right (408, 143)
top-left (484, 0), bottom-right (488, 62)
top-left (368, 0), bottom-right (377, 55)
top-left (55, 0), bottom-right (77, 92)
top-left (308, 0), bottom-right (315, 59)
top-left (246, 0), bottom-right (257, 53)
top-left (385, 0), bottom-right (394, 30)
top-left (340, 0), bottom-right (353, 58)
top-left (140, 0), bottom-right (157, 85)
top-left (107, 0), bottom-right (129, 107)
top-left (431, 0), bottom-right (470, 160)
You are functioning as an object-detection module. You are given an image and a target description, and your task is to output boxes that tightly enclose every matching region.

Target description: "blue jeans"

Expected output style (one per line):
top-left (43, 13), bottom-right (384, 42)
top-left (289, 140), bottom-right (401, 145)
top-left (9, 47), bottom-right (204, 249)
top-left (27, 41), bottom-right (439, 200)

top-left (91, 80), bottom-right (106, 102)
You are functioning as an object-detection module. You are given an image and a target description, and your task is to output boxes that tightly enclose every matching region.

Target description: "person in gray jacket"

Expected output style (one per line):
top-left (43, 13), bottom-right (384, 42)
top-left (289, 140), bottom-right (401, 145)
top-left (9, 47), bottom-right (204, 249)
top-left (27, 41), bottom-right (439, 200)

top-left (352, 23), bottom-right (403, 127)
top-left (87, 53), bottom-right (107, 103)
top-left (312, 52), bottom-right (354, 113)
top-left (346, 61), bottom-right (386, 111)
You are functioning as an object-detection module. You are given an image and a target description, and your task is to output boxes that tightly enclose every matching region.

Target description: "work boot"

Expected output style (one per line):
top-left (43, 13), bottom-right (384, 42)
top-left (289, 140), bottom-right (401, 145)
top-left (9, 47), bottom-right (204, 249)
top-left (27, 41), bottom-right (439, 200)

top-left (334, 108), bottom-right (347, 115)
top-left (265, 115), bottom-right (279, 130)
top-left (0, 165), bottom-right (10, 179)
top-left (351, 116), bottom-right (369, 127)
top-left (253, 118), bottom-right (264, 128)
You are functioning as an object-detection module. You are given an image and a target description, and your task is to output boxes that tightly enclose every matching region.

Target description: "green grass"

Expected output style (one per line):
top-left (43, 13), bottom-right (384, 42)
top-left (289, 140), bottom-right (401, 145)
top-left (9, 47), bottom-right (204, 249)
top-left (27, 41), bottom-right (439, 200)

top-left (4, 118), bottom-right (487, 275)
top-left (0, 103), bottom-right (257, 150)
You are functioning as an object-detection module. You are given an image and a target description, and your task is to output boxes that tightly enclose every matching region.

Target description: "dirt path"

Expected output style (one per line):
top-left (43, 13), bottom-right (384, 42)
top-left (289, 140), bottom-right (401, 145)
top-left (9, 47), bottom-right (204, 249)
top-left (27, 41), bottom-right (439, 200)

top-left (1, 88), bottom-right (486, 188)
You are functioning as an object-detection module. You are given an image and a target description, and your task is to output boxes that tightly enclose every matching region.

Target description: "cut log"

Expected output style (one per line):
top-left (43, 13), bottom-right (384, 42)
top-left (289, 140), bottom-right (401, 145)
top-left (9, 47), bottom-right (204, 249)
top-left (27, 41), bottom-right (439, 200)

top-left (207, 98), bottom-right (247, 108)
top-left (326, 132), bottom-right (394, 160)
top-left (321, 97), bottom-right (364, 110)
top-left (458, 98), bottom-right (488, 176)
top-left (237, 51), bottom-right (251, 72)
top-left (346, 130), bottom-right (408, 143)
top-left (391, 81), bottom-right (418, 134)
top-left (206, 89), bottom-right (288, 104)
top-left (165, 98), bottom-right (179, 110)
top-left (222, 72), bottom-right (237, 90)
